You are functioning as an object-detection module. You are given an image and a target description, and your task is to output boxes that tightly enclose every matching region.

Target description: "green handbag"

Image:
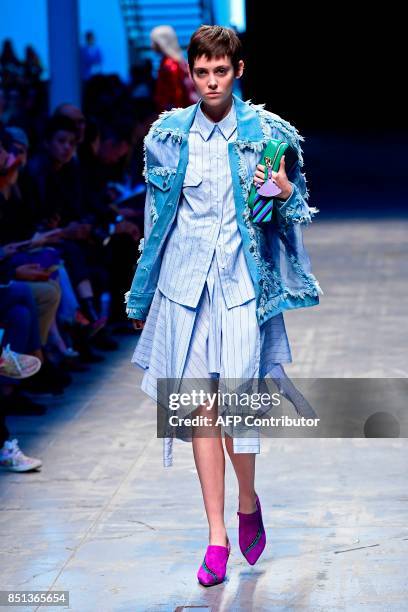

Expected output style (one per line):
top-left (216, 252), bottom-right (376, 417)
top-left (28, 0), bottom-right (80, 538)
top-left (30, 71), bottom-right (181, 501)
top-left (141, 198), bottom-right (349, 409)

top-left (248, 139), bottom-right (298, 223)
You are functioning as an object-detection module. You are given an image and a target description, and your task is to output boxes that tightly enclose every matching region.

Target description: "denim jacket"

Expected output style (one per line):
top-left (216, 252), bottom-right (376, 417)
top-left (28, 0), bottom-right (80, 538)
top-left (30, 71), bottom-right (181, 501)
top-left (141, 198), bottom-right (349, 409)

top-left (125, 94), bottom-right (322, 326)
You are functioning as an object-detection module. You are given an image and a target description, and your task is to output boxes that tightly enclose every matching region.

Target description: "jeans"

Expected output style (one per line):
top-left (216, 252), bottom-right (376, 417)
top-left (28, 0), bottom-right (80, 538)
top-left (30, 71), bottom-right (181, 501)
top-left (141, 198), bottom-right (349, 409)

top-left (0, 282), bottom-right (42, 354)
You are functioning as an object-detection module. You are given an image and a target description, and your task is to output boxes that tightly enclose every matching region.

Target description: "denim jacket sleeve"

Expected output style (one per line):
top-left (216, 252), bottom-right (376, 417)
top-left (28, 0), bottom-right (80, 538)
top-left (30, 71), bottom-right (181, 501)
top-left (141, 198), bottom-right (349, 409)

top-left (141, 181), bottom-right (153, 252)
top-left (269, 126), bottom-right (319, 226)
top-left (124, 183), bottom-right (153, 319)
top-left (275, 161), bottom-right (319, 225)
top-left (124, 130), bottom-right (155, 319)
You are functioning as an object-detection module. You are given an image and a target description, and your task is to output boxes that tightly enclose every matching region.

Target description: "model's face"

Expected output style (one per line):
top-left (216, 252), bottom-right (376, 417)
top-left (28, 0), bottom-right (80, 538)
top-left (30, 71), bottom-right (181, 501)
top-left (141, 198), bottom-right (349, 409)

top-left (191, 55), bottom-right (244, 108)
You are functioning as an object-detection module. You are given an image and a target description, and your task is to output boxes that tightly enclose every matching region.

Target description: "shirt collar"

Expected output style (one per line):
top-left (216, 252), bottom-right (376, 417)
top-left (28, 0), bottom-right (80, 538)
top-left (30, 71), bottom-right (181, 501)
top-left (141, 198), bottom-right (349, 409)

top-left (195, 99), bottom-right (237, 141)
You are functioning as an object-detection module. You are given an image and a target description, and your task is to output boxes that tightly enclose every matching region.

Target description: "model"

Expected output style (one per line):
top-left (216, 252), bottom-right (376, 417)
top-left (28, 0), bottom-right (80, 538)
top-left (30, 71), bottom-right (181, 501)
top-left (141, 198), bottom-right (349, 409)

top-left (125, 25), bottom-right (322, 587)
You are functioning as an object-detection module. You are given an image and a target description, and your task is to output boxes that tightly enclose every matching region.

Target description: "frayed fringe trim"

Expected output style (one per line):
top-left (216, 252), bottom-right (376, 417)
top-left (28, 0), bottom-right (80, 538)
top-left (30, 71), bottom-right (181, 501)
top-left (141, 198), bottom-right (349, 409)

top-left (126, 307), bottom-right (140, 318)
top-left (257, 285), bottom-right (321, 319)
top-left (149, 185), bottom-right (158, 225)
top-left (149, 107), bottom-right (183, 131)
top-left (142, 137), bottom-right (148, 180)
top-left (283, 206), bottom-right (319, 226)
top-left (152, 127), bottom-right (184, 143)
top-left (136, 237), bottom-right (145, 264)
top-left (259, 111), bottom-right (304, 167)
top-left (235, 139), bottom-right (267, 152)
top-left (244, 99), bottom-right (305, 167)
top-left (237, 152), bottom-right (251, 200)
top-left (148, 106), bottom-right (185, 143)
top-left (287, 253), bottom-right (324, 296)
top-left (148, 166), bottom-right (177, 177)
top-left (244, 99), bottom-right (265, 110)
top-left (143, 107), bottom-right (183, 175)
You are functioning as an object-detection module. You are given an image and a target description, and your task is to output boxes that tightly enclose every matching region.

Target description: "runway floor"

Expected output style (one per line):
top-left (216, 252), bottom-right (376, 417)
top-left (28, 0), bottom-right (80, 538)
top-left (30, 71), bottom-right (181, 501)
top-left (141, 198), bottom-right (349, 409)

top-left (1, 217), bottom-right (407, 611)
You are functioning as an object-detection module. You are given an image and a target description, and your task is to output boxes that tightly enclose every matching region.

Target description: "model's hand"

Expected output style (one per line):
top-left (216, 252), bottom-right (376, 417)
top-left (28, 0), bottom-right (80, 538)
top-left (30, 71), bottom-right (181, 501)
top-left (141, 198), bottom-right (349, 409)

top-left (131, 318), bottom-right (146, 331)
top-left (253, 156), bottom-right (293, 201)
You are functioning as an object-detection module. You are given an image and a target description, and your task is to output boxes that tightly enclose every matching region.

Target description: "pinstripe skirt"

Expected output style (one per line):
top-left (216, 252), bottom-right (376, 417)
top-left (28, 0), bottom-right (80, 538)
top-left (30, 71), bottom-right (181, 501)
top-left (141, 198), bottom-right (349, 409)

top-left (131, 252), bottom-right (293, 466)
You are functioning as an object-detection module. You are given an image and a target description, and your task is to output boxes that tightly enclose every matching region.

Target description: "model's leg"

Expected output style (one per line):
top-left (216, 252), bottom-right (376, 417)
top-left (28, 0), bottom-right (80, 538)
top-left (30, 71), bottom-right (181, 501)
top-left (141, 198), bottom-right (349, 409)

top-left (192, 397), bottom-right (228, 547)
top-left (225, 433), bottom-right (266, 565)
top-left (224, 434), bottom-right (257, 513)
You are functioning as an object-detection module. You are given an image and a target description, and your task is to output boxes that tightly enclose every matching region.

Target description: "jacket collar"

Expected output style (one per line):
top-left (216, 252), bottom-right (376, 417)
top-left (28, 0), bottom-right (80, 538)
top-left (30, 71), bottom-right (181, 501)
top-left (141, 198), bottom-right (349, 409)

top-left (194, 99), bottom-right (237, 141)
top-left (154, 94), bottom-right (265, 145)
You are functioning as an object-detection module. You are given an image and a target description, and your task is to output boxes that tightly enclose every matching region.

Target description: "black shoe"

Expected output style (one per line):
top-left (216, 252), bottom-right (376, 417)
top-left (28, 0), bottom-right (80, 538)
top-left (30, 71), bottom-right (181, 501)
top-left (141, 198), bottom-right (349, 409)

top-left (90, 329), bottom-right (119, 351)
top-left (2, 393), bottom-right (47, 415)
top-left (22, 359), bottom-right (72, 395)
top-left (71, 331), bottom-right (106, 363)
top-left (78, 344), bottom-right (105, 364)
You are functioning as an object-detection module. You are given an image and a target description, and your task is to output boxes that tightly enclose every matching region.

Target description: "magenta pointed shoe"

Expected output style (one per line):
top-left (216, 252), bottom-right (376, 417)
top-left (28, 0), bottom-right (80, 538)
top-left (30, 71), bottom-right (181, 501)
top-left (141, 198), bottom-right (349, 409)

top-left (237, 494), bottom-right (266, 565)
top-left (197, 539), bottom-right (231, 587)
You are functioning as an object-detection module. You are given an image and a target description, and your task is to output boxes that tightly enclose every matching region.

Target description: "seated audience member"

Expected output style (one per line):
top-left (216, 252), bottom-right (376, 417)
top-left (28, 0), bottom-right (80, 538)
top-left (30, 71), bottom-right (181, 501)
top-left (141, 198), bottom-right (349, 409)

top-left (2, 127), bottom-right (97, 364)
top-left (0, 128), bottom-right (70, 395)
top-left (27, 116), bottom-right (109, 331)
top-left (79, 119), bottom-right (142, 321)
top-left (53, 103), bottom-right (86, 146)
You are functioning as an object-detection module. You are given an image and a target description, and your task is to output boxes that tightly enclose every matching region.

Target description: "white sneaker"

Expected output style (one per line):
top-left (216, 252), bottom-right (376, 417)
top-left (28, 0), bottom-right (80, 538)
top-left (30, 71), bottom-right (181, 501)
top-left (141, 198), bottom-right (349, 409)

top-left (0, 345), bottom-right (42, 379)
top-left (0, 439), bottom-right (42, 472)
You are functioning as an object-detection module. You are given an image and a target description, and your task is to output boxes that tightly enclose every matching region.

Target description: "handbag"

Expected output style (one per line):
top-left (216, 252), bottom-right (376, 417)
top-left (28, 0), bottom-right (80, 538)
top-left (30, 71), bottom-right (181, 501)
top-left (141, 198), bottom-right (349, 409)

top-left (248, 139), bottom-right (298, 223)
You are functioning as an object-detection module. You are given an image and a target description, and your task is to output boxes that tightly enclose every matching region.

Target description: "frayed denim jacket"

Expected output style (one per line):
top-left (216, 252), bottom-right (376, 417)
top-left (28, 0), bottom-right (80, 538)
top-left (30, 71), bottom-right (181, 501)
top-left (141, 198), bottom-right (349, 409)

top-left (125, 94), bottom-right (322, 326)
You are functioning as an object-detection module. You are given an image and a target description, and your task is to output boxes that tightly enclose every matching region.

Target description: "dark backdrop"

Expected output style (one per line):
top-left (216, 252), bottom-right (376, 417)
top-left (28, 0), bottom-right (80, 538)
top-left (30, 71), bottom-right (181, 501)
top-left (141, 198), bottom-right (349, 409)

top-left (241, 5), bottom-right (406, 216)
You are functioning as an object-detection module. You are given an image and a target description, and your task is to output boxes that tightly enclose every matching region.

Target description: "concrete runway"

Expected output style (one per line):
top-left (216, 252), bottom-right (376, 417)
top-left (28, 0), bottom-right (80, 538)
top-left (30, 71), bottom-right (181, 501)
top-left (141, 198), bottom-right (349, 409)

top-left (1, 218), bottom-right (407, 611)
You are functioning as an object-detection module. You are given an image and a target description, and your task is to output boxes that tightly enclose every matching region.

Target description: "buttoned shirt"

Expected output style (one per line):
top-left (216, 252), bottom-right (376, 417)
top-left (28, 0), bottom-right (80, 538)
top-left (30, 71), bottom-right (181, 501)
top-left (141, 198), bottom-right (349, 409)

top-left (157, 99), bottom-right (256, 308)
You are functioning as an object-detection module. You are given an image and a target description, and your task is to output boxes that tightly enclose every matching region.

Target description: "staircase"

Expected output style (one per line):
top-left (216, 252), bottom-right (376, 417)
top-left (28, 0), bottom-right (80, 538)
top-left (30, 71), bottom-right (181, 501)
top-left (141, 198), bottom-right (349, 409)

top-left (120, 0), bottom-right (214, 71)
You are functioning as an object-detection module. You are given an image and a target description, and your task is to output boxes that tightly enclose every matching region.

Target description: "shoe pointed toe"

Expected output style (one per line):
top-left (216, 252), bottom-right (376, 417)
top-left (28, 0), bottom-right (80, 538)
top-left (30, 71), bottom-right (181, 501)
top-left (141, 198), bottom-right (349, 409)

top-left (197, 542), bottom-right (231, 587)
top-left (238, 494), bottom-right (266, 565)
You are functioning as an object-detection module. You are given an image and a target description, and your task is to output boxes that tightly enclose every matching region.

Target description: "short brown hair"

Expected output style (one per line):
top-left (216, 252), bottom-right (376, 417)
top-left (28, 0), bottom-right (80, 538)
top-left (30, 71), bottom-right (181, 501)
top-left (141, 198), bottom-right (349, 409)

top-left (187, 25), bottom-right (243, 73)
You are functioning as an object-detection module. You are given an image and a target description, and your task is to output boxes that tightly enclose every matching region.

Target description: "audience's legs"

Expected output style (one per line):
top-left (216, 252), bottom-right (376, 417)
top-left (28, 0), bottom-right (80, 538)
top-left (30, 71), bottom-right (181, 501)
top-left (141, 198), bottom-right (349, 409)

top-left (0, 282), bottom-right (42, 355)
top-left (27, 280), bottom-right (61, 347)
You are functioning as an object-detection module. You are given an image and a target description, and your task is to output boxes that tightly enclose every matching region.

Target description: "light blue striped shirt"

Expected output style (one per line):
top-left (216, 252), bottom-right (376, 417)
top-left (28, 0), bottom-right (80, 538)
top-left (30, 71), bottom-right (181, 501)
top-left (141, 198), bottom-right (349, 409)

top-left (157, 99), bottom-right (256, 309)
